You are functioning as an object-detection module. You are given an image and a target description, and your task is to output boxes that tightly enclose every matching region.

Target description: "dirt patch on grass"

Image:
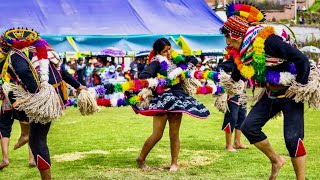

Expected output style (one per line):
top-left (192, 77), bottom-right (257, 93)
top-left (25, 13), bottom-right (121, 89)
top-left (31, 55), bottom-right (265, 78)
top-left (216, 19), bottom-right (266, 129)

top-left (53, 150), bottom-right (109, 162)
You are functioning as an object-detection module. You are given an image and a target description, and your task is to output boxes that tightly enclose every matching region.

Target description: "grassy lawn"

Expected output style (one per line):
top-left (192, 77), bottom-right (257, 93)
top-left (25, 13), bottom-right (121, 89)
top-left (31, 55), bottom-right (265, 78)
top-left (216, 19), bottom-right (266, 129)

top-left (309, 0), bottom-right (320, 12)
top-left (0, 95), bottom-right (319, 179)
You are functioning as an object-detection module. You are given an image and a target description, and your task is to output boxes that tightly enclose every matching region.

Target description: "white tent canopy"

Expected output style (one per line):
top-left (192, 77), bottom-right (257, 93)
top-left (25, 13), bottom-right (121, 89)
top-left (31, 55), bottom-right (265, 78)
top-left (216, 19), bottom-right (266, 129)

top-left (300, 46), bottom-right (320, 54)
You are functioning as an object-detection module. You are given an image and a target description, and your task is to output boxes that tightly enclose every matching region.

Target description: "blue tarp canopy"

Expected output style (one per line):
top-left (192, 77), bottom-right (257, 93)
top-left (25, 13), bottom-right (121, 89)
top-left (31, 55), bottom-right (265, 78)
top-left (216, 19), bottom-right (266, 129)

top-left (0, 0), bottom-right (225, 53)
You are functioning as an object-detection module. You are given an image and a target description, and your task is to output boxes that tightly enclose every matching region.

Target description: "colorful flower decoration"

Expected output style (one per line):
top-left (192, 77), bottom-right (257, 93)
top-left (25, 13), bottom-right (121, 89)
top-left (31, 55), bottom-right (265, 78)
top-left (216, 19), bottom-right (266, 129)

top-left (232, 26), bottom-right (275, 82)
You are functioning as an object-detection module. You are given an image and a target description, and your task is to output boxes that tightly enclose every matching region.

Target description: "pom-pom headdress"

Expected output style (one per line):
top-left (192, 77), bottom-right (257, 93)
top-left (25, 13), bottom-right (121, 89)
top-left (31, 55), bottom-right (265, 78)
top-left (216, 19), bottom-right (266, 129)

top-left (223, 2), bottom-right (266, 39)
top-left (2, 27), bottom-right (40, 49)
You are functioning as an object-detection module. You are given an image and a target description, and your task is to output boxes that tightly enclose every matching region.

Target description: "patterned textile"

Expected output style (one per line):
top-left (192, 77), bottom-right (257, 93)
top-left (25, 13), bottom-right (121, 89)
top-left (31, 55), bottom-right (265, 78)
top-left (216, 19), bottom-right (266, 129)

top-left (132, 88), bottom-right (210, 119)
top-left (240, 26), bottom-right (264, 63)
top-left (223, 15), bottom-right (249, 40)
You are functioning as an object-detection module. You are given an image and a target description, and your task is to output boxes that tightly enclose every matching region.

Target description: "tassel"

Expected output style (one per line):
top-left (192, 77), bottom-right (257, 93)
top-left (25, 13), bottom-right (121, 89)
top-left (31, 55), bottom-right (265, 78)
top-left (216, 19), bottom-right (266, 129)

top-left (214, 93), bottom-right (229, 113)
top-left (288, 65), bottom-right (320, 109)
top-left (78, 89), bottom-right (101, 115)
top-left (137, 88), bottom-right (153, 108)
top-left (219, 71), bottom-right (245, 96)
top-left (12, 82), bottom-right (63, 124)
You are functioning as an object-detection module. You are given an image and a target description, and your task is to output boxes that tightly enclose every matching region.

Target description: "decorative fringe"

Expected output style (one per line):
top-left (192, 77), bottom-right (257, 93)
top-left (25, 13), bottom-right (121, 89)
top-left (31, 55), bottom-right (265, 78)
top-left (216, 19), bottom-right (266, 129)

top-left (180, 78), bottom-right (201, 95)
top-left (214, 93), bottom-right (229, 113)
top-left (219, 71), bottom-right (245, 96)
top-left (1, 82), bottom-right (13, 98)
top-left (288, 65), bottom-right (320, 108)
top-left (137, 88), bottom-right (153, 108)
top-left (238, 93), bottom-right (248, 108)
top-left (78, 89), bottom-right (101, 116)
top-left (9, 82), bottom-right (63, 124)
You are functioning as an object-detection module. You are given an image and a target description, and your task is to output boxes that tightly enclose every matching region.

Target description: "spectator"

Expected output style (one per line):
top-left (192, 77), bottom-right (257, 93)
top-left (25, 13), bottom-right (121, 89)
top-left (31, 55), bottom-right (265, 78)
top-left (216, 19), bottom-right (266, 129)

top-left (76, 58), bottom-right (86, 86)
top-left (137, 58), bottom-right (147, 76)
top-left (116, 65), bottom-right (124, 77)
top-left (123, 67), bottom-right (133, 81)
top-left (92, 68), bottom-right (101, 86)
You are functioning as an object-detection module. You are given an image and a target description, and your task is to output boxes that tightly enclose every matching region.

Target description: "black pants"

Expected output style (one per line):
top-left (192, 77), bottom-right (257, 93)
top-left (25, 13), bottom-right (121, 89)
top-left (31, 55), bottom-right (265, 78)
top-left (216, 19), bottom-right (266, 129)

top-left (241, 92), bottom-right (306, 157)
top-left (222, 95), bottom-right (247, 133)
top-left (29, 122), bottom-right (51, 170)
top-left (0, 110), bottom-right (14, 138)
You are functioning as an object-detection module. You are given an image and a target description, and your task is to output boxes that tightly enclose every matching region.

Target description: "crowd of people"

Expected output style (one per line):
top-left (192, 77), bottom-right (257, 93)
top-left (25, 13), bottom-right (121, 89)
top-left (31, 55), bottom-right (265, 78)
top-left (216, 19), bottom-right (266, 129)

top-left (61, 56), bottom-right (149, 88)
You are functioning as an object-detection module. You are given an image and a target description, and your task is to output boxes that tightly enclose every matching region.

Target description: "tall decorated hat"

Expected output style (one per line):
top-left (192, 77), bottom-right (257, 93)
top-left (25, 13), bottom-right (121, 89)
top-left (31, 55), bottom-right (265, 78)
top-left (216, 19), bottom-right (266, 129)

top-left (0, 36), bottom-right (10, 61)
top-left (2, 27), bottom-right (40, 49)
top-left (223, 2), bottom-right (266, 39)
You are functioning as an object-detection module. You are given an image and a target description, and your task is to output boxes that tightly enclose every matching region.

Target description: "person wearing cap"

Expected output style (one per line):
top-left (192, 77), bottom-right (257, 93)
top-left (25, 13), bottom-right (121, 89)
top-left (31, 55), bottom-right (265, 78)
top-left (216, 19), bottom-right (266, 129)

top-left (115, 65), bottom-right (124, 77)
top-left (123, 67), bottom-right (133, 81)
top-left (0, 28), bottom-right (86, 180)
top-left (220, 3), bottom-right (318, 180)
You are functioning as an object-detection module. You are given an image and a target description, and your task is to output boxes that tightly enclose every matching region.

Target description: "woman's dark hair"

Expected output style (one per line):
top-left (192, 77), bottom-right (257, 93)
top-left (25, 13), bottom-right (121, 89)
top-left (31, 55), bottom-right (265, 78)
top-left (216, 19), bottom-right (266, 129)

top-left (153, 38), bottom-right (171, 55)
top-left (219, 26), bottom-right (229, 36)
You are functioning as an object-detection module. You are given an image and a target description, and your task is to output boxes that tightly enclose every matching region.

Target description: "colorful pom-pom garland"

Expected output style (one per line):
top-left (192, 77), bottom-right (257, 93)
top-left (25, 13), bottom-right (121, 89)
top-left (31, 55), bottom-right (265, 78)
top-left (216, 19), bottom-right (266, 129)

top-left (66, 69), bottom-right (225, 108)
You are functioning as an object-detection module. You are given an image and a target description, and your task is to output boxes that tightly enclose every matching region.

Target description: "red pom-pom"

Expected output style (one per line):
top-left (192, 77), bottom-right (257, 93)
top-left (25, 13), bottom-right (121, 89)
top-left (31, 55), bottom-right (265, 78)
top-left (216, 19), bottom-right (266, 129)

top-left (196, 87), bottom-right (202, 94)
top-left (139, 79), bottom-right (149, 88)
top-left (36, 46), bottom-right (48, 59)
top-left (96, 98), bottom-right (111, 107)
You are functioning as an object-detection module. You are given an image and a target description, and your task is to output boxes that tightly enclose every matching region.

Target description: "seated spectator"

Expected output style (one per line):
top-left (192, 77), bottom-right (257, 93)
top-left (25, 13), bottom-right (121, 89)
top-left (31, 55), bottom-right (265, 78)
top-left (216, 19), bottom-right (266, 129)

top-left (92, 68), bottom-right (101, 86)
top-left (116, 65), bottom-right (124, 77)
top-left (101, 65), bottom-right (116, 84)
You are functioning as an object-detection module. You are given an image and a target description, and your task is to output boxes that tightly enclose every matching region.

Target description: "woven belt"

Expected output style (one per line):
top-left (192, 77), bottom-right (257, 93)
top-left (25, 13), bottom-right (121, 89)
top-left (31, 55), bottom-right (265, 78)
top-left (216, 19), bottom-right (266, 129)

top-left (52, 80), bottom-right (68, 101)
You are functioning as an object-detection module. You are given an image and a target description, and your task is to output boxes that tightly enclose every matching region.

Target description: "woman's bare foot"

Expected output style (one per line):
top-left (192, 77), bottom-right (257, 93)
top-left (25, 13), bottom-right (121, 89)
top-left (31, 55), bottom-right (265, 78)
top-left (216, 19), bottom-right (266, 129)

top-left (233, 143), bottom-right (249, 149)
top-left (225, 145), bottom-right (237, 152)
top-left (14, 135), bottom-right (28, 150)
top-left (169, 164), bottom-right (178, 172)
top-left (0, 160), bottom-right (9, 170)
top-left (136, 156), bottom-right (149, 170)
top-left (29, 160), bottom-right (36, 167)
top-left (269, 156), bottom-right (286, 180)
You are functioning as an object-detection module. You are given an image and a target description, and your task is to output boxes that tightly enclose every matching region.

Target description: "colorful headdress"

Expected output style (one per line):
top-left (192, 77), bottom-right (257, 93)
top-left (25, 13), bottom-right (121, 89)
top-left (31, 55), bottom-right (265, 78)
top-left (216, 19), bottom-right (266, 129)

top-left (0, 37), bottom-right (10, 60)
top-left (2, 27), bottom-right (40, 49)
top-left (223, 2), bottom-right (266, 39)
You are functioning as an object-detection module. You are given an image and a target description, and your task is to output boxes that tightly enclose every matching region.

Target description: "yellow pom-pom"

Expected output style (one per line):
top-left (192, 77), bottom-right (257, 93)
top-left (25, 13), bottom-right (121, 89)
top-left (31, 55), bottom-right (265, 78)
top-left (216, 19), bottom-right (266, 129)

top-left (240, 65), bottom-right (255, 79)
top-left (121, 81), bottom-right (131, 92)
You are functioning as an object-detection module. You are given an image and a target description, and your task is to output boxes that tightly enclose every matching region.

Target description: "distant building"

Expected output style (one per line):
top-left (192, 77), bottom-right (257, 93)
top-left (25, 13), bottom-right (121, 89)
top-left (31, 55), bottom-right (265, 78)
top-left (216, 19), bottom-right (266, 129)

top-left (206, 0), bottom-right (315, 22)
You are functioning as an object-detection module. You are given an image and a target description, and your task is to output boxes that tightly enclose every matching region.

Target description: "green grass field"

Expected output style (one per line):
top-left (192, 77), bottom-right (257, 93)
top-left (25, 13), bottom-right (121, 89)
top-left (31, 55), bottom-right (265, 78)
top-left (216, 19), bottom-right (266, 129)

top-left (0, 95), bottom-right (319, 179)
top-left (309, 0), bottom-right (320, 12)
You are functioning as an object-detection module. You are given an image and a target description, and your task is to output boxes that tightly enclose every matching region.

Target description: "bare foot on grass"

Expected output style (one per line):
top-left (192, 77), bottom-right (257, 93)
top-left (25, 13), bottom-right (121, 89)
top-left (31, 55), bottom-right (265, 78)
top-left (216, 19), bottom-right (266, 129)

top-left (29, 160), bottom-right (36, 167)
top-left (136, 156), bottom-right (149, 170)
top-left (14, 135), bottom-right (28, 150)
top-left (269, 156), bottom-right (286, 180)
top-left (225, 145), bottom-right (237, 152)
top-left (233, 144), bottom-right (249, 149)
top-left (169, 164), bottom-right (178, 172)
top-left (0, 160), bottom-right (9, 170)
